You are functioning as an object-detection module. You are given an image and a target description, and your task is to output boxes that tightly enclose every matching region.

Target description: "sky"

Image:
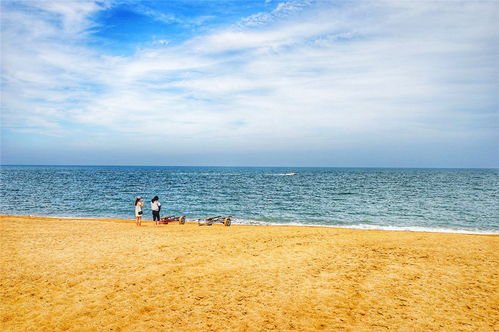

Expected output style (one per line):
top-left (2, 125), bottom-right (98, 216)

top-left (1, 0), bottom-right (498, 167)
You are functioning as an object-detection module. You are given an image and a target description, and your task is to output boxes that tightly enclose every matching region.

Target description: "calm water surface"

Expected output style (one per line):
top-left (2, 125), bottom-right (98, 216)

top-left (1, 166), bottom-right (497, 233)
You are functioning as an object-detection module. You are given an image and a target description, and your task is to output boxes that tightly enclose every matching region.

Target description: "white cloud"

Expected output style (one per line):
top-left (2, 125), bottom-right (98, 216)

top-left (1, 0), bottom-right (497, 165)
top-left (241, 0), bottom-right (311, 27)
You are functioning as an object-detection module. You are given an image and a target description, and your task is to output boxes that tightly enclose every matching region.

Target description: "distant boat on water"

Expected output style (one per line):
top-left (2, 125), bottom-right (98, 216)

top-left (284, 172), bottom-right (297, 176)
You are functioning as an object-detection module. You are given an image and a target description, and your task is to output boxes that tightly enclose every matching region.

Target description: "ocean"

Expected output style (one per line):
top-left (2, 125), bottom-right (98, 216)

top-left (0, 166), bottom-right (497, 234)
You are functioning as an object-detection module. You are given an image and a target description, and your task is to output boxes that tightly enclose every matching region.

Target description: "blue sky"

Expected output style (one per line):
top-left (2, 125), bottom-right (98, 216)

top-left (1, 0), bottom-right (498, 167)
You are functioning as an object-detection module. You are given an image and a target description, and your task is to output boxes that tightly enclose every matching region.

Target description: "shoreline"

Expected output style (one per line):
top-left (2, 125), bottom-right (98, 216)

top-left (1, 214), bottom-right (498, 235)
top-left (1, 215), bottom-right (497, 330)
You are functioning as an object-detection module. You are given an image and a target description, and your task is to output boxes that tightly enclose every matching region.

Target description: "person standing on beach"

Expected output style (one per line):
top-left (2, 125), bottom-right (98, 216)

top-left (151, 196), bottom-right (161, 225)
top-left (134, 196), bottom-right (144, 226)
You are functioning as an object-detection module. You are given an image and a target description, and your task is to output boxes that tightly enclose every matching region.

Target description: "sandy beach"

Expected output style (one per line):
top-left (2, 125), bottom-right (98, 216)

top-left (1, 215), bottom-right (497, 331)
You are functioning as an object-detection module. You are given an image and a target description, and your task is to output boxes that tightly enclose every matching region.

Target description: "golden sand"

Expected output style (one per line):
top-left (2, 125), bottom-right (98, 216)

top-left (1, 215), bottom-right (497, 331)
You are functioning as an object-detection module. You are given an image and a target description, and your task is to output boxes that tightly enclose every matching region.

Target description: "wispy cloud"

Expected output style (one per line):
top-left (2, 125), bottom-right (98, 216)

top-left (240, 0), bottom-right (311, 27)
top-left (1, 0), bottom-right (497, 166)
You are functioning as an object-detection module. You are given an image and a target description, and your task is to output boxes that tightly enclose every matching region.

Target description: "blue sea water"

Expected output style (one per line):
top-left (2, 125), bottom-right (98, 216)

top-left (0, 166), bottom-right (498, 234)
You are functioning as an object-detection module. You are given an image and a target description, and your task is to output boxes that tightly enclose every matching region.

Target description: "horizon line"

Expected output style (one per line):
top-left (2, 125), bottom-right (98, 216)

top-left (1, 164), bottom-right (498, 170)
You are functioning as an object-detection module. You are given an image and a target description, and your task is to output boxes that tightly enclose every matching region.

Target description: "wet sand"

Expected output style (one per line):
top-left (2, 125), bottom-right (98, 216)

top-left (1, 215), bottom-right (497, 331)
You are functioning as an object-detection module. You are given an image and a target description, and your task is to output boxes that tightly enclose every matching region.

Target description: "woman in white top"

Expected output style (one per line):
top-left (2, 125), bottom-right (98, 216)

top-left (134, 196), bottom-right (144, 226)
top-left (151, 196), bottom-right (161, 225)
